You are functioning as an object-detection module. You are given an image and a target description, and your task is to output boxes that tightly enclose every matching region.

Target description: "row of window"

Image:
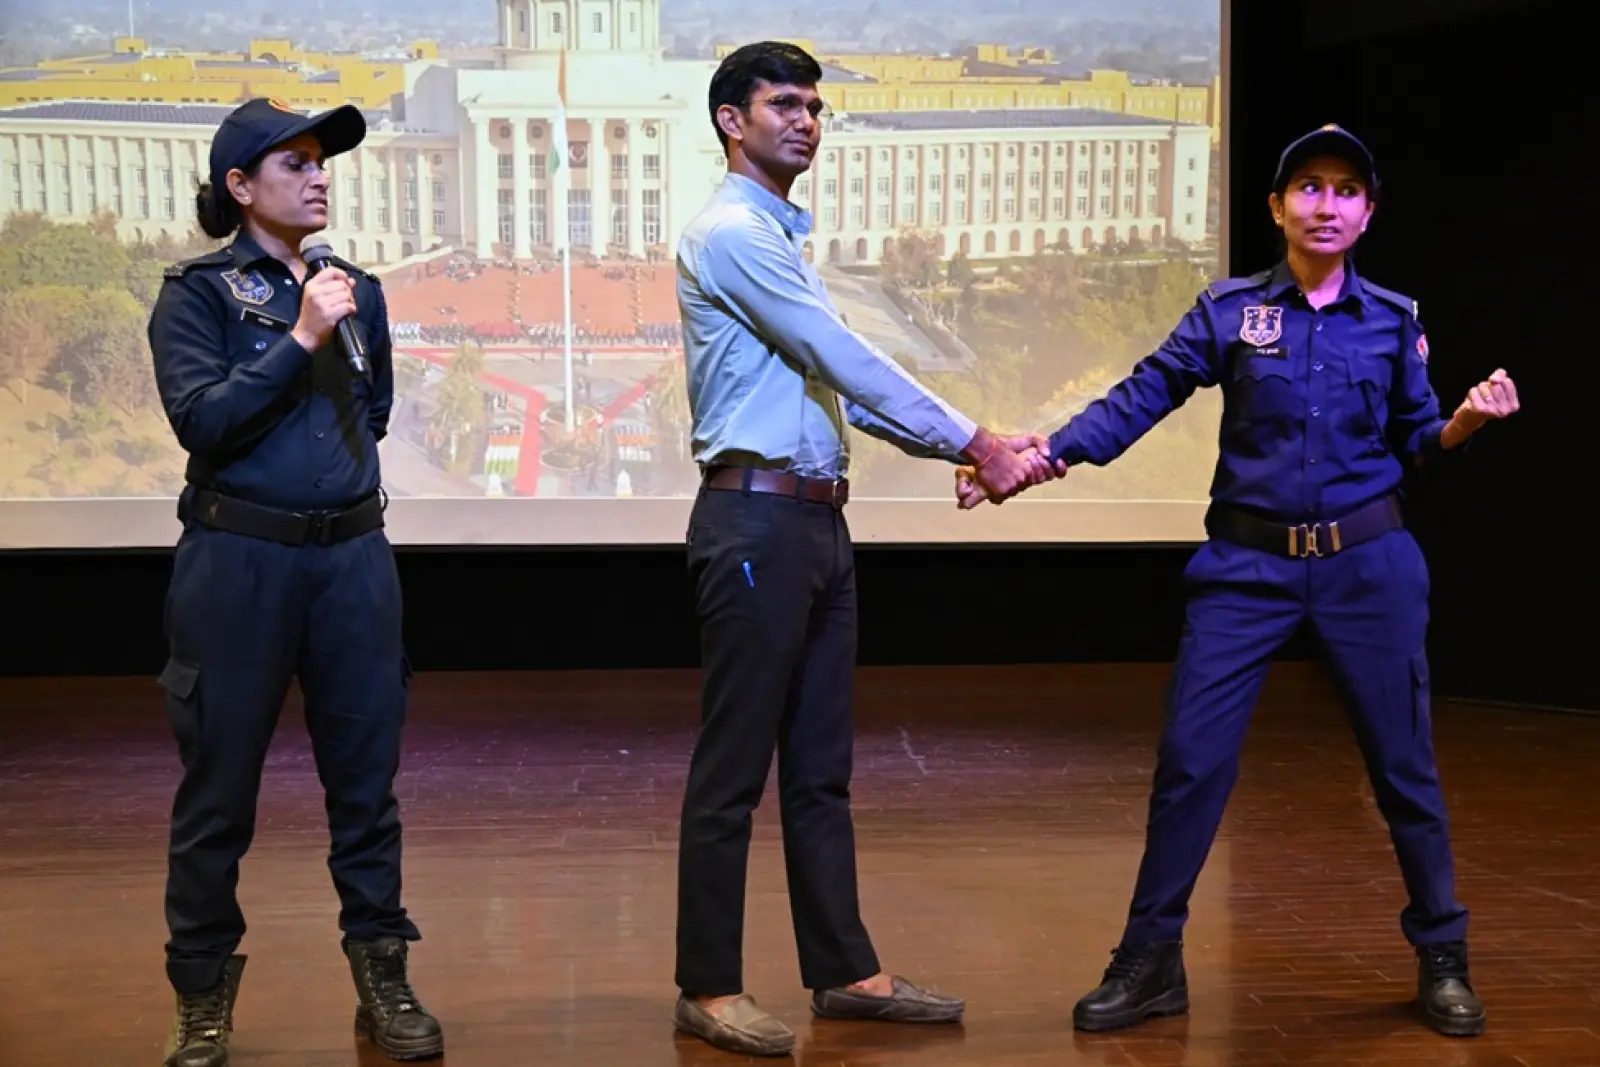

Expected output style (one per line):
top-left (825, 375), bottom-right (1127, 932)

top-left (495, 151), bottom-right (662, 181)
top-left (819, 143), bottom-right (1201, 165)
top-left (799, 167), bottom-right (1173, 200)
top-left (810, 193), bottom-right (1180, 231)
top-left (512, 6), bottom-right (642, 38)
top-left (494, 193), bottom-right (665, 247)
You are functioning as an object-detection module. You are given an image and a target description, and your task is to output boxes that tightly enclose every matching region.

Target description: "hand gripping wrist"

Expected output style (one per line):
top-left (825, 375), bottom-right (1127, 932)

top-left (962, 427), bottom-right (1000, 468)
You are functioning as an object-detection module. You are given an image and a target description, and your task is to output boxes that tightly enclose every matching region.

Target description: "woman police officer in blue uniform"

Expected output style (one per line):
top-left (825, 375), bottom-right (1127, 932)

top-left (959, 124), bottom-right (1519, 1037)
top-left (147, 98), bottom-right (443, 1066)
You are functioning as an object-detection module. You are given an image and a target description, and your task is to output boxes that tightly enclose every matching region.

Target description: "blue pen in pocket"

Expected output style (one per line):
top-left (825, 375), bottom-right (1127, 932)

top-left (742, 560), bottom-right (754, 587)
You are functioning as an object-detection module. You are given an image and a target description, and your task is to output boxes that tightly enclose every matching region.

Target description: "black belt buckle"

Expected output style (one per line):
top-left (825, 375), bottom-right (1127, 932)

top-left (302, 509), bottom-right (333, 546)
top-left (1289, 520), bottom-right (1342, 558)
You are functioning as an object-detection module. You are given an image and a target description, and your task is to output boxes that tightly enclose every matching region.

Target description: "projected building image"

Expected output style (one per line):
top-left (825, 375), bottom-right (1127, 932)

top-left (0, 0), bottom-right (1224, 547)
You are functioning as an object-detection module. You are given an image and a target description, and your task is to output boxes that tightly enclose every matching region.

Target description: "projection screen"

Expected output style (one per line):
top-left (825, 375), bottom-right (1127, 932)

top-left (0, 0), bottom-right (1227, 548)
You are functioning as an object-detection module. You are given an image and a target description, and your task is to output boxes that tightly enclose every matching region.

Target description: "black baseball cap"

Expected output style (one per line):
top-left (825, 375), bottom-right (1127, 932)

top-left (1272, 123), bottom-right (1379, 194)
top-left (208, 97), bottom-right (368, 190)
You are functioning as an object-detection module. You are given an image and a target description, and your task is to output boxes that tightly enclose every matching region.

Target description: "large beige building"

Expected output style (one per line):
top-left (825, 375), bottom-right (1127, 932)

top-left (0, 0), bottom-right (1212, 268)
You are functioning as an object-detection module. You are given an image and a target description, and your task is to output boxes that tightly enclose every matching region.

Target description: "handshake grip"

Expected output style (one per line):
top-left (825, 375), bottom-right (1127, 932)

top-left (954, 427), bottom-right (1067, 510)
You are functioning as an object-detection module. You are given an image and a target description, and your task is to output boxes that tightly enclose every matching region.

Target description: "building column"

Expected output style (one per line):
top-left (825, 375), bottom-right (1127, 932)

top-left (385, 149), bottom-right (402, 254)
top-left (142, 137), bottom-right (157, 221)
top-left (511, 119), bottom-right (531, 259)
top-left (356, 146), bottom-right (374, 235)
top-left (115, 138), bottom-right (132, 220)
top-left (88, 136), bottom-right (104, 217)
top-left (589, 117), bottom-right (609, 257)
top-left (473, 117), bottom-right (494, 258)
top-left (416, 149), bottom-right (433, 249)
top-left (626, 120), bottom-right (644, 257)
top-left (521, 0), bottom-right (539, 48)
top-left (324, 153), bottom-right (340, 239)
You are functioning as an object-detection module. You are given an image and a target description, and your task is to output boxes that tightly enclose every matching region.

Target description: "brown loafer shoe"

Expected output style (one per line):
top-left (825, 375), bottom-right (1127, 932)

top-left (673, 993), bottom-right (796, 1057)
top-left (811, 976), bottom-right (964, 1023)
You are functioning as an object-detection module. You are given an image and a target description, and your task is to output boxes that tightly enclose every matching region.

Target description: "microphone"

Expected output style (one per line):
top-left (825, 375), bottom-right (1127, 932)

top-left (299, 233), bottom-right (369, 377)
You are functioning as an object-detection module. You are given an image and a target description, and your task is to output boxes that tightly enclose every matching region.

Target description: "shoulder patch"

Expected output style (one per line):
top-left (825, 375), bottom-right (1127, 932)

top-left (1206, 268), bottom-right (1272, 301)
top-left (162, 248), bottom-right (232, 280)
top-left (1358, 278), bottom-right (1418, 319)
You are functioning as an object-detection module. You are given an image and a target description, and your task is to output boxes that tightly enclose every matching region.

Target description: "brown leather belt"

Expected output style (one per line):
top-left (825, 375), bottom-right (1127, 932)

top-left (701, 466), bottom-right (849, 509)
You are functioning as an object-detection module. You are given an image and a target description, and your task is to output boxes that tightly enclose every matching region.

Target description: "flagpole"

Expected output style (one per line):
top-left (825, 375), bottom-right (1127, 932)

top-left (555, 47), bottom-right (575, 432)
top-left (562, 229), bottom-right (574, 432)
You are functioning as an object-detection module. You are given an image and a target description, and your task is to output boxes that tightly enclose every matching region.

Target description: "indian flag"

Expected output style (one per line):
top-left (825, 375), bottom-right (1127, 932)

top-left (549, 48), bottom-right (570, 251)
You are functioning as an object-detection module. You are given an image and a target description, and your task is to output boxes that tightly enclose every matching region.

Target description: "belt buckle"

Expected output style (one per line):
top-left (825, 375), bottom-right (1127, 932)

top-left (1289, 520), bottom-right (1342, 558)
top-left (303, 510), bottom-right (332, 545)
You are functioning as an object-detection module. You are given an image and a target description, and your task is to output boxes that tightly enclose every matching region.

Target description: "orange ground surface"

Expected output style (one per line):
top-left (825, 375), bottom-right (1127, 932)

top-left (383, 261), bottom-right (679, 336)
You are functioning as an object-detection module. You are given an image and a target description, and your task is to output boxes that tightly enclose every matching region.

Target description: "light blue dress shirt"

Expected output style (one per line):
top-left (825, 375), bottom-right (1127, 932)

top-left (675, 172), bottom-right (978, 479)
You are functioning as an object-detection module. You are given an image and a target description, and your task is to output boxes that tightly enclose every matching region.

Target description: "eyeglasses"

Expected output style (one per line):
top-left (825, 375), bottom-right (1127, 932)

top-left (750, 93), bottom-right (833, 124)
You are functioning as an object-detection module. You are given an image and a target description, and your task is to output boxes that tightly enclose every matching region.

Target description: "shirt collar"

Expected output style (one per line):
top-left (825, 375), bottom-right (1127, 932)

top-left (228, 229), bottom-right (278, 271)
top-left (721, 171), bottom-right (814, 241)
top-left (1265, 256), bottom-right (1369, 312)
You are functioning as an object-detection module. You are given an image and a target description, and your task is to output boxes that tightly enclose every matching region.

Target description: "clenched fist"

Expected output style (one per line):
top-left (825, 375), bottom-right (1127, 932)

top-left (1453, 368), bottom-right (1519, 435)
top-left (292, 267), bottom-right (357, 352)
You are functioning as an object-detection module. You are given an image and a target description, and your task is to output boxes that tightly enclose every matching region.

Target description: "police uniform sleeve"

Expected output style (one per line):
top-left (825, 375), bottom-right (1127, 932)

top-left (363, 273), bottom-right (394, 442)
top-left (1046, 292), bottom-right (1224, 468)
top-left (1380, 293), bottom-right (1458, 465)
top-left (149, 266), bottom-right (313, 455)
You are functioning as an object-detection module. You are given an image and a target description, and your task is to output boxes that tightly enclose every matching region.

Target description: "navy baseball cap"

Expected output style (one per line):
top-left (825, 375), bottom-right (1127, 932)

top-left (208, 97), bottom-right (367, 190)
top-left (1272, 123), bottom-right (1379, 194)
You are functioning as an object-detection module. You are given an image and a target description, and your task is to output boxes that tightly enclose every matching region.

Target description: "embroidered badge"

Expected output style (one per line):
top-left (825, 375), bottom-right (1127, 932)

top-left (221, 268), bottom-right (274, 306)
top-left (1239, 305), bottom-right (1283, 346)
top-left (1416, 334), bottom-right (1429, 363)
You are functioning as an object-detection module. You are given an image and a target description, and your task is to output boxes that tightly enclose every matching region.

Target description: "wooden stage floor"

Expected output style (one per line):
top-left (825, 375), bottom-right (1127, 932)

top-left (2, 663), bottom-right (1598, 1067)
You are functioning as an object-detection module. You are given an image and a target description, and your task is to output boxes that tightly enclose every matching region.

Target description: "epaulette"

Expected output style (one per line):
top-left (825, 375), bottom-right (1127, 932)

top-left (162, 248), bottom-right (233, 280)
top-left (1357, 277), bottom-right (1419, 320)
top-left (1205, 268), bottom-right (1273, 301)
top-left (331, 255), bottom-right (382, 287)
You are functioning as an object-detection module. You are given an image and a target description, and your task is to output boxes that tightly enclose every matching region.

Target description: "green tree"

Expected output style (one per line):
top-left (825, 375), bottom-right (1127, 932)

top-left (0, 221), bottom-right (131, 293)
top-left (430, 344), bottom-right (487, 474)
top-left (0, 213), bottom-right (54, 251)
top-left (947, 249), bottom-right (976, 289)
top-left (124, 258), bottom-right (168, 307)
top-left (0, 286), bottom-right (86, 404)
top-left (60, 289), bottom-right (154, 412)
top-left (647, 352), bottom-right (690, 462)
top-left (879, 231), bottom-right (943, 290)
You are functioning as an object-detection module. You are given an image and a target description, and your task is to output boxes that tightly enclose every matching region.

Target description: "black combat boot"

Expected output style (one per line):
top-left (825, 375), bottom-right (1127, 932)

top-left (1072, 941), bottom-right (1188, 1032)
top-left (163, 955), bottom-right (245, 1067)
top-left (1417, 941), bottom-right (1485, 1036)
top-left (344, 936), bottom-right (444, 1060)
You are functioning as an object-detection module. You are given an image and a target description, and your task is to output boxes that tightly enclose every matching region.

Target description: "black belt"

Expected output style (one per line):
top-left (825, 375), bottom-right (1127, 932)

top-left (701, 466), bottom-right (849, 510)
top-left (1205, 494), bottom-right (1403, 559)
top-left (181, 487), bottom-right (386, 546)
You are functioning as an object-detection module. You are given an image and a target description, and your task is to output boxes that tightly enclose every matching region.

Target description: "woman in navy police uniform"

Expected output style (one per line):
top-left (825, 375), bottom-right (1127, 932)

top-left (960, 124), bottom-right (1519, 1038)
top-left (147, 98), bottom-right (443, 1067)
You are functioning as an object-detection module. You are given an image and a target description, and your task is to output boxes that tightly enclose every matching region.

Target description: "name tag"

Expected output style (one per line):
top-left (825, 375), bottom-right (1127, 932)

top-left (240, 307), bottom-right (290, 332)
top-left (1250, 344), bottom-right (1289, 359)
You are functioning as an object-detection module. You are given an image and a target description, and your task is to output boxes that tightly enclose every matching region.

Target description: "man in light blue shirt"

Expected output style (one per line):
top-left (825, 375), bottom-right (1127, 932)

top-left (669, 40), bottom-right (1061, 1059)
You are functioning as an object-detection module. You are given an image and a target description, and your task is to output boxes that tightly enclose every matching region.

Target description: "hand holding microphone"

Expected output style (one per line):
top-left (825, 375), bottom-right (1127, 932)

top-left (294, 234), bottom-right (369, 377)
